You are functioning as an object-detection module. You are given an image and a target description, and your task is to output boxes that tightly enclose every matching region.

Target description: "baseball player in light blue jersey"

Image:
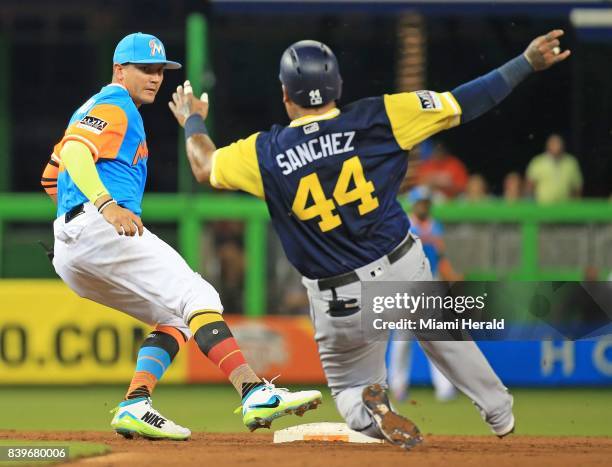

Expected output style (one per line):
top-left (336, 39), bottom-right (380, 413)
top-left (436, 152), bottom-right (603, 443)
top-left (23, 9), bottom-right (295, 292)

top-left (41, 32), bottom-right (322, 440)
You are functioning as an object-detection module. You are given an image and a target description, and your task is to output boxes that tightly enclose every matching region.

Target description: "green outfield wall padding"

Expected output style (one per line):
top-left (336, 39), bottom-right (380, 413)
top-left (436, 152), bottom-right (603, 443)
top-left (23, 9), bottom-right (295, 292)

top-left (1, 195), bottom-right (611, 315)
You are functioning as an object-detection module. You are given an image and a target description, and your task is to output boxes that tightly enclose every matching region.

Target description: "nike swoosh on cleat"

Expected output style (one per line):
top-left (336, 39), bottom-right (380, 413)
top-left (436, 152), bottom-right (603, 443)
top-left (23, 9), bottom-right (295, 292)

top-left (250, 395), bottom-right (282, 409)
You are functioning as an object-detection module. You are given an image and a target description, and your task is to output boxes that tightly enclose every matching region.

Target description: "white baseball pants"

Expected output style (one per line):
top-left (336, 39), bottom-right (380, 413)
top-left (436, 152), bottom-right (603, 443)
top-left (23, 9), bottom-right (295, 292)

top-left (52, 203), bottom-right (222, 338)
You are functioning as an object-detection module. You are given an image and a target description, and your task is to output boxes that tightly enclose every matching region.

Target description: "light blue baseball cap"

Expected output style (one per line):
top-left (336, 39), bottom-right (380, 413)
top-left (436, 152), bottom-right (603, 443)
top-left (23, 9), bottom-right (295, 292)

top-left (408, 185), bottom-right (433, 204)
top-left (113, 32), bottom-right (182, 70)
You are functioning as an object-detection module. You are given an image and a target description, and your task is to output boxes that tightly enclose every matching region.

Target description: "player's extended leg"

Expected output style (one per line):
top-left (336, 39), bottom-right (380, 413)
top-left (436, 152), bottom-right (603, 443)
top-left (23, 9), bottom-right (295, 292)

top-left (187, 311), bottom-right (322, 431)
top-left (387, 336), bottom-right (412, 401)
top-left (385, 238), bottom-right (515, 436)
top-left (322, 341), bottom-right (422, 450)
top-left (418, 340), bottom-right (514, 436)
top-left (303, 274), bottom-right (422, 450)
top-left (110, 324), bottom-right (191, 440)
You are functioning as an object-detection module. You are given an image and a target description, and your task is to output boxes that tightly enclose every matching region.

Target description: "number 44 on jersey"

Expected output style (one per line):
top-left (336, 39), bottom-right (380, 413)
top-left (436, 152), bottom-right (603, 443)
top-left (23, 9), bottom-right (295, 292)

top-left (292, 156), bottom-right (379, 232)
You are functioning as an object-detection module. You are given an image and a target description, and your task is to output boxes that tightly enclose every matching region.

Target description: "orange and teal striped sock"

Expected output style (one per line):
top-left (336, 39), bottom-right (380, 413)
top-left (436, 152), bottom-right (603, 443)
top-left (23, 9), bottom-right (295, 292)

top-left (125, 325), bottom-right (187, 400)
top-left (188, 311), bottom-right (262, 398)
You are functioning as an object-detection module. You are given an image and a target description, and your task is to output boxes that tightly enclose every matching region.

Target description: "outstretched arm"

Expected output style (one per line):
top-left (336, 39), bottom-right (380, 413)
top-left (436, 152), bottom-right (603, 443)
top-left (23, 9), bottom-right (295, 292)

top-left (170, 82), bottom-right (265, 198)
top-left (453, 29), bottom-right (571, 123)
top-left (168, 82), bottom-right (216, 184)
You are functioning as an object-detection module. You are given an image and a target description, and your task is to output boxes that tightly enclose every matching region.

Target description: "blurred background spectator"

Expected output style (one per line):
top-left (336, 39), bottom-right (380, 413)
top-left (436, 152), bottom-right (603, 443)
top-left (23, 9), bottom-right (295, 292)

top-left (399, 146), bottom-right (423, 195)
top-left (388, 186), bottom-right (463, 403)
top-left (463, 174), bottom-right (490, 202)
top-left (503, 172), bottom-right (525, 202)
top-left (407, 186), bottom-right (464, 282)
top-left (211, 221), bottom-right (245, 314)
top-left (526, 134), bottom-right (583, 204)
top-left (416, 142), bottom-right (469, 200)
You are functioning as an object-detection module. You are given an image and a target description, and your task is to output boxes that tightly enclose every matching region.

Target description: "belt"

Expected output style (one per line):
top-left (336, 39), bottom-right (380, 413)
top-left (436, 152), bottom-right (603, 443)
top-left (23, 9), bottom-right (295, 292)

top-left (317, 235), bottom-right (415, 291)
top-left (65, 204), bottom-right (85, 223)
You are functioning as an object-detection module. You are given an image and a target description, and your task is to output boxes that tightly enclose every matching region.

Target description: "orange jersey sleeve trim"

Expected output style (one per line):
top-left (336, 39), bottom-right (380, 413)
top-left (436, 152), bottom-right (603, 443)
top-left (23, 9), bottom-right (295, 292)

top-left (50, 143), bottom-right (67, 173)
top-left (41, 155), bottom-right (60, 197)
top-left (60, 104), bottom-right (128, 161)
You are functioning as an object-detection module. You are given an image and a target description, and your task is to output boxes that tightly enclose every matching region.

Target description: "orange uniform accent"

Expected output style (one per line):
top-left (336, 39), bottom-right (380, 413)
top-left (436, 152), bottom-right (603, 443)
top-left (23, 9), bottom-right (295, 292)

top-left (218, 348), bottom-right (247, 375)
top-left (41, 154), bottom-right (60, 197)
top-left (206, 337), bottom-right (238, 363)
top-left (125, 325), bottom-right (186, 400)
top-left (125, 371), bottom-right (158, 398)
top-left (42, 104), bottom-right (127, 199)
top-left (188, 312), bottom-right (250, 379)
top-left (203, 336), bottom-right (248, 377)
top-left (42, 105), bottom-right (126, 201)
top-left (60, 104), bottom-right (128, 162)
top-left (132, 141), bottom-right (149, 166)
top-left (155, 324), bottom-right (187, 346)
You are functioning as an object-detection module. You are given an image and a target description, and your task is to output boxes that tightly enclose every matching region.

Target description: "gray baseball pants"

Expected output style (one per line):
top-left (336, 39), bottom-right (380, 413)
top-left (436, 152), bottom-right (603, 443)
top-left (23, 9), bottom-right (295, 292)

top-left (302, 235), bottom-right (514, 438)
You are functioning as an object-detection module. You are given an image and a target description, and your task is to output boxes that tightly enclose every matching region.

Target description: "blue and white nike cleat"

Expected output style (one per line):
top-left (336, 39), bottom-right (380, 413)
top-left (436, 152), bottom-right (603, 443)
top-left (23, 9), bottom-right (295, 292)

top-left (110, 397), bottom-right (191, 440)
top-left (236, 378), bottom-right (323, 431)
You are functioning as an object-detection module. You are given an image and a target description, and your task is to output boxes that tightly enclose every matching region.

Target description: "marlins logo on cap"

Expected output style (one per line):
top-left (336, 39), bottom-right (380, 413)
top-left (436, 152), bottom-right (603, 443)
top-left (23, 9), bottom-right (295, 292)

top-left (113, 32), bottom-right (182, 70)
top-left (149, 39), bottom-right (164, 57)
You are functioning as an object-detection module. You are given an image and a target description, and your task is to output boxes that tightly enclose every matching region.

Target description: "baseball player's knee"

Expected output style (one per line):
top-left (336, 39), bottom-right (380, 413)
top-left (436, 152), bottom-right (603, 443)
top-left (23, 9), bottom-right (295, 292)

top-left (156, 317), bottom-right (192, 340)
top-left (333, 386), bottom-right (381, 436)
top-left (181, 273), bottom-right (223, 319)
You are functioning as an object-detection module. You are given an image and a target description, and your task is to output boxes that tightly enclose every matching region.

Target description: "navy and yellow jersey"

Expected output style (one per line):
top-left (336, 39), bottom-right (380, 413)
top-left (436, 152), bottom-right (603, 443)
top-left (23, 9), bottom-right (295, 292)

top-left (211, 91), bottom-right (461, 278)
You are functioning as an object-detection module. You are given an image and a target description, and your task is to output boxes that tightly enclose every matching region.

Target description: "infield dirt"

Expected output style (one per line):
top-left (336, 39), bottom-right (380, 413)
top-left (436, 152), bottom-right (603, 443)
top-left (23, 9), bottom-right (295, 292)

top-left (1, 430), bottom-right (611, 467)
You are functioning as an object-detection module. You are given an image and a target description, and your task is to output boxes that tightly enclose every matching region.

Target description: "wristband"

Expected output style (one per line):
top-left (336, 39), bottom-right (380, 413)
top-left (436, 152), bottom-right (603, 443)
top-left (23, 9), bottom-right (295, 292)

top-left (185, 114), bottom-right (208, 139)
top-left (98, 199), bottom-right (117, 214)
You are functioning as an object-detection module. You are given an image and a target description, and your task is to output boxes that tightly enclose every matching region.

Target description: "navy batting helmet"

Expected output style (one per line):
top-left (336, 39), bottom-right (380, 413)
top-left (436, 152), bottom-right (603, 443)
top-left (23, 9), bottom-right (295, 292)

top-left (279, 40), bottom-right (343, 108)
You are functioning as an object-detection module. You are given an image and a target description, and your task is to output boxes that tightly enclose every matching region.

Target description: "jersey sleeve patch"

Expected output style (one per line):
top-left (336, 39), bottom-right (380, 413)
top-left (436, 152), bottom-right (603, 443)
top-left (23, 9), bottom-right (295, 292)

top-left (60, 104), bottom-right (128, 161)
top-left (384, 91), bottom-right (462, 150)
top-left (210, 132), bottom-right (264, 199)
top-left (75, 115), bottom-right (109, 135)
top-left (415, 90), bottom-right (443, 112)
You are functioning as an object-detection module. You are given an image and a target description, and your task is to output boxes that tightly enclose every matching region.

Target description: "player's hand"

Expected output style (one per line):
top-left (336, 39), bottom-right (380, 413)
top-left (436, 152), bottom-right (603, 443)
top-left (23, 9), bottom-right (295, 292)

top-left (168, 80), bottom-right (209, 127)
top-left (523, 29), bottom-right (571, 71)
top-left (96, 200), bottom-right (144, 237)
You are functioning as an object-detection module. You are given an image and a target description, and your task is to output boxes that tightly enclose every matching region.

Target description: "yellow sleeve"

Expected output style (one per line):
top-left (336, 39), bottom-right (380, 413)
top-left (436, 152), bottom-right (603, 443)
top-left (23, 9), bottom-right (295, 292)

top-left (210, 132), bottom-right (264, 199)
top-left (384, 91), bottom-right (462, 150)
top-left (60, 140), bottom-right (109, 202)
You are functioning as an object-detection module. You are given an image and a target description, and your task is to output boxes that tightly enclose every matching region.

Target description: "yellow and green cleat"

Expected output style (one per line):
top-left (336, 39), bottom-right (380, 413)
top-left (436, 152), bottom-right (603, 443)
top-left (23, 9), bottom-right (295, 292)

top-left (110, 397), bottom-right (191, 440)
top-left (236, 378), bottom-right (323, 431)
